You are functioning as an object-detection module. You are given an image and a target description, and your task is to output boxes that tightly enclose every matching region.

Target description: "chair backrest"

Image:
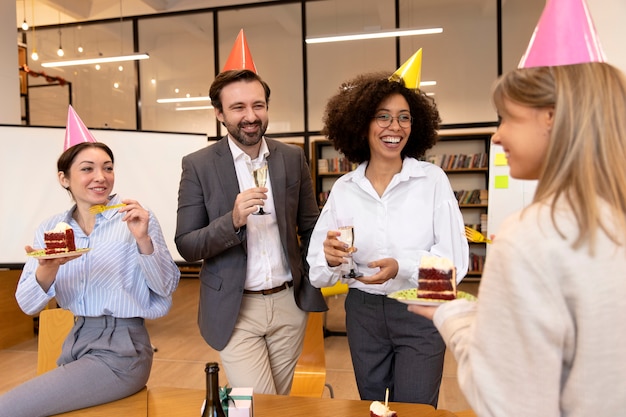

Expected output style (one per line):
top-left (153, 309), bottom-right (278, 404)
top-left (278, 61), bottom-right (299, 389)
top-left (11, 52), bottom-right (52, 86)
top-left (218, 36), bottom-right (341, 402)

top-left (37, 308), bottom-right (74, 375)
top-left (320, 281), bottom-right (349, 298)
top-left (290, 312), bottom-right (326, 397)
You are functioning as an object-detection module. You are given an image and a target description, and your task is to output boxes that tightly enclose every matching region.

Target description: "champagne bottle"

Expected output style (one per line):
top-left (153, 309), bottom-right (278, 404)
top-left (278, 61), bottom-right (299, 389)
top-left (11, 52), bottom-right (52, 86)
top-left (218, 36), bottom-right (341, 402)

top-left (202, 362), bottom-right (226, 417)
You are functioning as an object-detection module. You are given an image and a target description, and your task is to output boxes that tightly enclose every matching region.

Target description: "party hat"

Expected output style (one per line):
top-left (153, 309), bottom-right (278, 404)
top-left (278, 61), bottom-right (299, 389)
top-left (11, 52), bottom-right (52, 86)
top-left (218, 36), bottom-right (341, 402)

top-left (64, 105), bottom-right (97, 151)
top-left (518, 0), bottom-right (605, 68)
top-left (222, 29), bottom-right (258, 73)
top-left (389, 48), bottom-right (422, 90)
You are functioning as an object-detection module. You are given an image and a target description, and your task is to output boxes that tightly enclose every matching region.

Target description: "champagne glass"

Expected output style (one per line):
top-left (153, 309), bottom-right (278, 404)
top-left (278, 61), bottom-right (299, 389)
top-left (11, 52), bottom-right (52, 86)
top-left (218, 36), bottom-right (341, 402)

top-left (336, 220), bottom-right (363, 278)
top-left (252, 162), bottom-right (270, 215)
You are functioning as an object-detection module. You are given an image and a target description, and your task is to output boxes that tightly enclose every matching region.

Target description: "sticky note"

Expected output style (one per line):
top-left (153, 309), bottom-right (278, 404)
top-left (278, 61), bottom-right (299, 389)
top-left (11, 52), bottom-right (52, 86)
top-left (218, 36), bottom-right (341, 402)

top-left (494, 153), bottom-right (508, 166)
top-left (494, 175), bottom-right (509, 189)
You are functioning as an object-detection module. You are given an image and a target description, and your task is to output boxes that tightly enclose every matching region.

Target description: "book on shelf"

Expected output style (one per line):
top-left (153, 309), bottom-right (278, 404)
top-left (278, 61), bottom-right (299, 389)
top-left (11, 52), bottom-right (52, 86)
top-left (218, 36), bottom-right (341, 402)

top-left (318, 157), bottom-right (357, 173)
top-left (469, 252), bottom-right (485, 273)
top-left (317, 159), bottom-right (329, 174)
top-left (454, 189), bottom-right (487, 205)
top-left (425, 152), bottom-right (488, 169)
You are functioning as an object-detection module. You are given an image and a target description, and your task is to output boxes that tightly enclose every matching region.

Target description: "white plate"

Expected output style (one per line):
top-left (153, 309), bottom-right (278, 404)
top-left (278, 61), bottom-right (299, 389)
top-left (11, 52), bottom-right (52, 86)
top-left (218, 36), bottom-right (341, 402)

top-left (27, 248), bottom-right (91, 260)
top-left (388, 288), bottom-right (476, 306)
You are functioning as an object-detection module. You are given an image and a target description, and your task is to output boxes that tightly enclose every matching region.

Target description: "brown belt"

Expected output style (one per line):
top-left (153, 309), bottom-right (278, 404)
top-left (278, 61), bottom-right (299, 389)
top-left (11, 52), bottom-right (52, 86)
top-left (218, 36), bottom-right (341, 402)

top-left (243, 281), bottom-right (293, 295)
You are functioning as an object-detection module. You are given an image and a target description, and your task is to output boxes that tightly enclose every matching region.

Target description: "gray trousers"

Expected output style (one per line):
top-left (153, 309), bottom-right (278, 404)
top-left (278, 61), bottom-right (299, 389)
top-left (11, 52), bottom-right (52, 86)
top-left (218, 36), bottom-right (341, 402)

top-left (345, 289), bottom-right (446, 407)
top-left (0, 315), bottom-right (152, 417)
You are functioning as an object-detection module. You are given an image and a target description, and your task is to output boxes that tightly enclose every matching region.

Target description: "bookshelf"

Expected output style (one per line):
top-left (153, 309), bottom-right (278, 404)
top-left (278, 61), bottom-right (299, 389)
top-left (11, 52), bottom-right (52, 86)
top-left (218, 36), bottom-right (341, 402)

top-left (427, 132), bottom-right (493, 280)
top-left (310, 133), bottom-right (492, 280)
top-left (311, 140), bottom-right (356, 208)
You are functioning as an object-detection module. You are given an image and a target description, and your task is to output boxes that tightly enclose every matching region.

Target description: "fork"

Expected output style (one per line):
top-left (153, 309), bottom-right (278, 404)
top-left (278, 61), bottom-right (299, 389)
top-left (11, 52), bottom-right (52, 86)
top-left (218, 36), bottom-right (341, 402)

top-left (464, 226), bottom-right (492, 244)
top-left (89, 203), bottom-right (126, 214)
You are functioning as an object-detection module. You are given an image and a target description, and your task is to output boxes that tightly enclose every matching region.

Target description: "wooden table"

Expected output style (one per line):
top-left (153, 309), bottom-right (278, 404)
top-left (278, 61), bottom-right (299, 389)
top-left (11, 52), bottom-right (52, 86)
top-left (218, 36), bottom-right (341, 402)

top-left (147, 387), bottom-right (457, 417)
top-left (50, 387), bottom-right (147, 416)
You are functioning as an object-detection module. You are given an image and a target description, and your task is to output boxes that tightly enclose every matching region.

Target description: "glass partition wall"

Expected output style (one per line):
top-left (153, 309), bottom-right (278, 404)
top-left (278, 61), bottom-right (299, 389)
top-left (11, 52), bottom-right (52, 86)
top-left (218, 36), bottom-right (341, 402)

top-left (19, 0), bottom-right (543, 139)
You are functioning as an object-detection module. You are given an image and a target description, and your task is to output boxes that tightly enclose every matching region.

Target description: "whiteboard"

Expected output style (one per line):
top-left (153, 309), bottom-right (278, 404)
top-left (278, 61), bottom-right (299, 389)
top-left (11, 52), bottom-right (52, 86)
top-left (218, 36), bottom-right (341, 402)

top-left (0, 125), bottom-right (208, 266)
top-left (487, 143), bottom-right (537, 246)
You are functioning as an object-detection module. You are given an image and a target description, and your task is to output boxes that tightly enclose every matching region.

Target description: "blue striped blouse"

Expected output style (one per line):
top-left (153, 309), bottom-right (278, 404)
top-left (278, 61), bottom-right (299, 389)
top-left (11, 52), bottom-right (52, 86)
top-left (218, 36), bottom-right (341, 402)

top-left (16, 195), bottom-right (180, 319)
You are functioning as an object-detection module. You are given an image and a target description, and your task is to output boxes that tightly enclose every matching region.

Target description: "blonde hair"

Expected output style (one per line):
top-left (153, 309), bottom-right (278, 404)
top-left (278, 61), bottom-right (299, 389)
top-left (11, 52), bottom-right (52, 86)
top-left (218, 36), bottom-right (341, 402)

top-left (493, 63), bottom-right (626, 252)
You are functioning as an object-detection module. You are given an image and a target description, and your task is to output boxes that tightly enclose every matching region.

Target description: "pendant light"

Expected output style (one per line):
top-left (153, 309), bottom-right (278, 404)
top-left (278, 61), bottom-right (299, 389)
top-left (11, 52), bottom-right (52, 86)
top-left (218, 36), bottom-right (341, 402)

top-left (21, 1), bottom-right (29, 31)
top-left (30, 0), bottom-right (38, 61)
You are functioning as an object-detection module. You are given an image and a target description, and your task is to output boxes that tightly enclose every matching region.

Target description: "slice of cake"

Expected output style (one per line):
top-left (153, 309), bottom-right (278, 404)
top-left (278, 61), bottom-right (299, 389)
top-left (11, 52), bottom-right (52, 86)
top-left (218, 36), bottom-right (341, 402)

top-left (44, 222), bottom-right (76, 254)
top-left (417, 256), bottom-right (456, 301)
top-left (370, 401), bottom-right (397, 417)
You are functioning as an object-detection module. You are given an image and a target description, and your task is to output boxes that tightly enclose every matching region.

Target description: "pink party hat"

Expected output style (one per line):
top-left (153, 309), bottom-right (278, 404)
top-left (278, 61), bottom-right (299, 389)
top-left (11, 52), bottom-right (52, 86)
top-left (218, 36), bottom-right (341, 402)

top-left (222, 29), bottom-right (258, 73)
top-left (518, 0), bottom-right (605, 68)
top-left (389, 49), bottom-right (422, 90)
top-left (64, 105), bottom-right (97, 151)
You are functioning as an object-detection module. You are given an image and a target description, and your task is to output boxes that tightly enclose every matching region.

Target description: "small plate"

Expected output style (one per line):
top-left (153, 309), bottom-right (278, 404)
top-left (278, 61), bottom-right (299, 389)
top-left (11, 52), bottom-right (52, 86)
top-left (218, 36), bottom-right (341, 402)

top-left (27, 248), bottom-right (91, 260)
top-left (388, 288), bottom-right (477, 306)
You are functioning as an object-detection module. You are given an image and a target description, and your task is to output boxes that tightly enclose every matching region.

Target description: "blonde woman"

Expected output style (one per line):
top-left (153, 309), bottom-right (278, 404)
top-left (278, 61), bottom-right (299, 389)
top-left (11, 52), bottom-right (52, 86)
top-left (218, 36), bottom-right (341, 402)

top-left (410, 63), bottom-right (626, 416)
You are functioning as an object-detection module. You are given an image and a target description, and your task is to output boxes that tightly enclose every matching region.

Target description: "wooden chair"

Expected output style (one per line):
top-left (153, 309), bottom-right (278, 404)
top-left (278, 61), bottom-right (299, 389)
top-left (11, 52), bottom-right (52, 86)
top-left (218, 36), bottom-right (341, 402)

top-left (320, 281), bottom-right (349, 338)
top-left (291, 312), bottom-right (333, 397)
top-left (37, 308), bottom-right (148, 416)
top-left (37, 307), bottom-right (75, 375)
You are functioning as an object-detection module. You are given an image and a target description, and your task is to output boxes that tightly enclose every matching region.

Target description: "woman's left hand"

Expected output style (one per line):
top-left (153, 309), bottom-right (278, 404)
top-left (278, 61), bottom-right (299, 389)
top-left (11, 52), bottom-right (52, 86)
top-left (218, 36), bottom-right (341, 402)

top-left (355, 258), bottom-right (398, 285)
top-left (407, 304), bottom-right (438, 320)
top-left (119, 199), bottom-right (153, 254)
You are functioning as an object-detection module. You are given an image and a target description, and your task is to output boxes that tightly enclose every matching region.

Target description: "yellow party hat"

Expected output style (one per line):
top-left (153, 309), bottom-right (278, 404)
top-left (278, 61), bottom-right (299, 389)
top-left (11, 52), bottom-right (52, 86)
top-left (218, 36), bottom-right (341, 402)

top-left (389, 48), bottom-right (422, 90)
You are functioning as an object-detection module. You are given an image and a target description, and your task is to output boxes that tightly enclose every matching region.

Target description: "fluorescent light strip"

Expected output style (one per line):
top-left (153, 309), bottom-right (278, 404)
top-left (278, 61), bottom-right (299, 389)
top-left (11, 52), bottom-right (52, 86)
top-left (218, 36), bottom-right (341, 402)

top-left (420, 81), bottom-right (437, 87)
top-left (306, 28), bottom-right (443, 44)
top-left (157, 96), bottom-right (211, 104)
top-left (175, 106), bottom-right (214, 111)
top-left (41, 53), bottom-right (149, 68)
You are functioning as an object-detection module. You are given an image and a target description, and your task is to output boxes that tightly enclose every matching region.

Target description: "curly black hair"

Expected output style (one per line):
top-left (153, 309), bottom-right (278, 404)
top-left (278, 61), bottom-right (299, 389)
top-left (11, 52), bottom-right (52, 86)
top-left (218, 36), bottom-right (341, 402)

top-left (321, 71), bottom-right (441, 163)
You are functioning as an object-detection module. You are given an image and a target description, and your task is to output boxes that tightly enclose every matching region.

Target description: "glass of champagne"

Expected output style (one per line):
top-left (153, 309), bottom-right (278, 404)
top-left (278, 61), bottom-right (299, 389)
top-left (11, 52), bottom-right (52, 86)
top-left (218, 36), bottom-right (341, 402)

top-left (337, 220), bottom-right (363, 278)
top-left (252, 162), bottom-right (270, 215)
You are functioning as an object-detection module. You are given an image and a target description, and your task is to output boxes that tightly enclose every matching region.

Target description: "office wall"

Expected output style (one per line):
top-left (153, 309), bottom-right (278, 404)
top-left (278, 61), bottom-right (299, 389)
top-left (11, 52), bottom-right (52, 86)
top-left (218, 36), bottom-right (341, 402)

top-left (0, 126), bottom-right (208, 265)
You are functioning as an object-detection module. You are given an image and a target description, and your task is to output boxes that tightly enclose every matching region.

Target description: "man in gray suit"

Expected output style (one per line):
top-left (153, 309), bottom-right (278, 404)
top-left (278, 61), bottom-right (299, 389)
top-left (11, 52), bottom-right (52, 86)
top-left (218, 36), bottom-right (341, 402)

top-left (175, 69), bottom-right (327, 395)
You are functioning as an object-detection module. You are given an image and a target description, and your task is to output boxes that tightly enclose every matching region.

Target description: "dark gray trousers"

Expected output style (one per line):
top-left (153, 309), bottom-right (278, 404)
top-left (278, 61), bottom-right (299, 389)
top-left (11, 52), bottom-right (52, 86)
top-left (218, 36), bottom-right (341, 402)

top-left (345, 288), bottom-right (446, 407)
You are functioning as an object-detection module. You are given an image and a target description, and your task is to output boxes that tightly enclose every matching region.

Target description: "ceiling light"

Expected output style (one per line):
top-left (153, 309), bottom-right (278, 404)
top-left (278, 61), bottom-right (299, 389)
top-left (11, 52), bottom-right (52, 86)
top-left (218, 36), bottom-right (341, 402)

top-left (21, 1), bottom-right (28, 30)
top-left (420, 81), bottom-right (437, 87)
top-left (41, 53), bottom-right (149, 68)
top-left (305, 27), bottom-right (443, 44)
top-left (175, 106), bottom-right (214, 111)
top-left (157, 96), bottom-right (211, 104)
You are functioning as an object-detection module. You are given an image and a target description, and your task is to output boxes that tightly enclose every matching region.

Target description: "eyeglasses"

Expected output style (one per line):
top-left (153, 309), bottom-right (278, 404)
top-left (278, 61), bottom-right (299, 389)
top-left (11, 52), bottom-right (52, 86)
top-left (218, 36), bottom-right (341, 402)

top-left (373, 113), bottom-right (413, 128)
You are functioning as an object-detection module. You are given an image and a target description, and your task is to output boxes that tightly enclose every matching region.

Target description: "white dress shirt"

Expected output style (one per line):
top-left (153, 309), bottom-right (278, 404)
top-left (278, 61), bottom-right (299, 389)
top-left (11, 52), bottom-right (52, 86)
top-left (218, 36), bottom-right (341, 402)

top-left (228, 137), bottom-right (292, 290)
top-left (307, 157), bottom-right (468, 295)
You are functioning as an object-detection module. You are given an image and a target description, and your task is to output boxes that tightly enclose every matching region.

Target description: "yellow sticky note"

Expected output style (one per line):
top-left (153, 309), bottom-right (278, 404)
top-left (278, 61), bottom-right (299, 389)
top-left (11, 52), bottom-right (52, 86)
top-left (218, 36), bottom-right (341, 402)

top-left (494, 175), bottom-right (509, 189)
top-left (494, 153), bottom-right (508, 166)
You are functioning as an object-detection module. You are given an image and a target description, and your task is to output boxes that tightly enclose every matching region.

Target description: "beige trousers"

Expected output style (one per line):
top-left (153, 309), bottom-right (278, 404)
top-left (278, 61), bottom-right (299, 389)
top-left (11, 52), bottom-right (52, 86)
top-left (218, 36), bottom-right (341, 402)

top-left (219, 286), bottom-right (307, 395)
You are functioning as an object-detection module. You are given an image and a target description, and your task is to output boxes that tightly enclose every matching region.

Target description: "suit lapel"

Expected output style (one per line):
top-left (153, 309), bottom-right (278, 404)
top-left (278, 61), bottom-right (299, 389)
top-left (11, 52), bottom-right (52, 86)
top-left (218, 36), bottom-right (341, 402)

top-left (213, 137), bottom-right (241, 206)
top-left (267, 140), bottom-right (288, 245)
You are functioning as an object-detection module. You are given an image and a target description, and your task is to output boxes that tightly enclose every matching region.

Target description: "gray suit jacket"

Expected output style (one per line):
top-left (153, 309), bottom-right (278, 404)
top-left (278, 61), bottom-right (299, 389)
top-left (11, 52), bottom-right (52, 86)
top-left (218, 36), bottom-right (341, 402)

top-left (175, 137), bottom-right (327, 350)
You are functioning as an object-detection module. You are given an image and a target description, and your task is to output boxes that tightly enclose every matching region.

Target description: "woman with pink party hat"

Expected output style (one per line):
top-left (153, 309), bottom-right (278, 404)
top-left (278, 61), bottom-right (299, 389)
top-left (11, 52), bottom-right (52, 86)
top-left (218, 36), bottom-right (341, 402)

top-left (0, 106), bottom-right (180, 417)
top-left (409, 0), bottom-right (626, 415)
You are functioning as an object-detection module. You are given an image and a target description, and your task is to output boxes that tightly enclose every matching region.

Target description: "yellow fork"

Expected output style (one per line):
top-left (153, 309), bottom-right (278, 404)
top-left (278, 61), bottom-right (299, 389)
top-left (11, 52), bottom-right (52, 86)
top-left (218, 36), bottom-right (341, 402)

top-left (464, 226), bottom-right (492, 244)
top-left (89, 203), bottom-right (126, 214)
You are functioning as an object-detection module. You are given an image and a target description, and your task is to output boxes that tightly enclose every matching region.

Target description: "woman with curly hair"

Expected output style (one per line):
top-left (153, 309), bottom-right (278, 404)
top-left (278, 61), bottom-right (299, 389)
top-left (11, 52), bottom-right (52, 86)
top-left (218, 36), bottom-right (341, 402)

top-left (307, 72), bottom-right (468, 406)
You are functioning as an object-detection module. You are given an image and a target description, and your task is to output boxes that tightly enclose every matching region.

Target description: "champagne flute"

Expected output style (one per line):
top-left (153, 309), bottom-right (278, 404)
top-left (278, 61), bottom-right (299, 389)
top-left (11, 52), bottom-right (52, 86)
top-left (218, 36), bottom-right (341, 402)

top-left (336, 221), bottom-right (363, 278)
top-left (252, 162), bottom-right (270, 215)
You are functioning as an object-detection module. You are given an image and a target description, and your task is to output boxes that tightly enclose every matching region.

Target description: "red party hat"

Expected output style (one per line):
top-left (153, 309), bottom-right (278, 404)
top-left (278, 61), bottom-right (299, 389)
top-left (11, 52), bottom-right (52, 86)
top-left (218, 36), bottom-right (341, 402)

top-left (518, 0), bottom-right (605, 68)
top-left (64, 105), bottom-right (97, 151)
top-left (222, 29), bottom-right (258, 73)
